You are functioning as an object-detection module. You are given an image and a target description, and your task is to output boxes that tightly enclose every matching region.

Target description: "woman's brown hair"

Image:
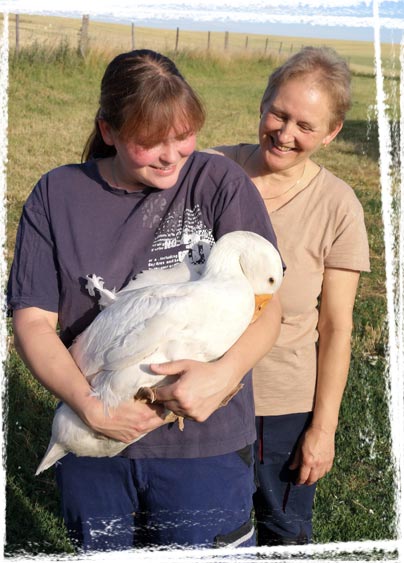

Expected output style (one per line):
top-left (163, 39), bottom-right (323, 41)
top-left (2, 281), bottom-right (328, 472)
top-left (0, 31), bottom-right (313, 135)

top-left (82, 50), bottom-right (205, 161)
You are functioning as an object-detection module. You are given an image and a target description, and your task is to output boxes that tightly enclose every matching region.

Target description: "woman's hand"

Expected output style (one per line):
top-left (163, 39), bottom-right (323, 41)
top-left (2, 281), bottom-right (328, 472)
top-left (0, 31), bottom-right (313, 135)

top-left (149, 358), bottom-right (236, 422)
top-left (289, 426), bottom-right (335, 486)
top-left (80, 394), bottom-right (167, 443)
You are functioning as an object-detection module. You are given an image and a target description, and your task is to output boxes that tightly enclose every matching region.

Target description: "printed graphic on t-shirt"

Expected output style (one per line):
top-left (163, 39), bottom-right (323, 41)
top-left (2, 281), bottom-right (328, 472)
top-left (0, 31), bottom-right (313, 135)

top-left (141, 193), bottom-right (169, 229)
top-left (147, 203), bottom-right (215, 270)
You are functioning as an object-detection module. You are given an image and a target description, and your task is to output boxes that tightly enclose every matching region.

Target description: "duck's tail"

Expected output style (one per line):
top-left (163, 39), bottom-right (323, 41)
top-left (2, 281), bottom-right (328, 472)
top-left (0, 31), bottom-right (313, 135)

top-left (35, 442), bottom-right (67, 475)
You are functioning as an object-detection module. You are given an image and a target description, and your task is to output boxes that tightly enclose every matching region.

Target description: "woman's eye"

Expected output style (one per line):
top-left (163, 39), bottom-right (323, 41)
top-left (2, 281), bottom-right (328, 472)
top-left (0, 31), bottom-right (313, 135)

top-left (136, 145), bottom-right (157, 152)
top-left (132, 140), bottom-right (158, 150)
top-left (176, 133), bottom-right (192, 142)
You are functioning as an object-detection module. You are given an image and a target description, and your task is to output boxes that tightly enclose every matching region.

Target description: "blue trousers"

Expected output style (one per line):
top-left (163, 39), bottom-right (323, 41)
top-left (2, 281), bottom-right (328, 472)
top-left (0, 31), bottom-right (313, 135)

top-left (55, 446), bottom-right (255, 552)
top-left (254, 413), bottom-right (317, 545)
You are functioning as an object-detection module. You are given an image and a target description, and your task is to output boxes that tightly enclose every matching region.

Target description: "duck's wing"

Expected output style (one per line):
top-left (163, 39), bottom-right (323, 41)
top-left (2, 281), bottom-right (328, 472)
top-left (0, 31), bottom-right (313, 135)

top-left (70, 283), bottom-right (193, 377)
top-left (99, 278), bottom-right (254, 373)
top-left (117, 261), bottom-right (201, 294)
top-left (84, 261), bottom-right (202, 312)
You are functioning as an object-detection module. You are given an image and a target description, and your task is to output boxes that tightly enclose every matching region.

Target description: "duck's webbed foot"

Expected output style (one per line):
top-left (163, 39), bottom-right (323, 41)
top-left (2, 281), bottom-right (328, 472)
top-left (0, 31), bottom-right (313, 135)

top-left (164, 410), bottom-right (185, 431)
top-left (135, 386), bottom-right (185, 431)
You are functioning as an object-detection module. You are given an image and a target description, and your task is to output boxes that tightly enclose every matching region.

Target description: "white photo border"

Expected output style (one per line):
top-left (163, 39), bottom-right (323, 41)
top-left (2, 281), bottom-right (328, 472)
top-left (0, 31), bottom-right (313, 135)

top-left (0, 2), bottom-right (403, 561)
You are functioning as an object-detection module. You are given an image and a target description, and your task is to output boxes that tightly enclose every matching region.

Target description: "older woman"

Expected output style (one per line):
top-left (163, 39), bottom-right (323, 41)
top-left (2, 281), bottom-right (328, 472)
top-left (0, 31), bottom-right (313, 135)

top-left (210, 46), bottom-right (370, 545)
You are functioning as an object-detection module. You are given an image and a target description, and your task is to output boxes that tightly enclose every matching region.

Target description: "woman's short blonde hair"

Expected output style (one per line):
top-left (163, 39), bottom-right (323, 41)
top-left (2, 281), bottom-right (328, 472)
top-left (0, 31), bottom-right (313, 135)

top-left (261, 46), bottom-right (351, 130)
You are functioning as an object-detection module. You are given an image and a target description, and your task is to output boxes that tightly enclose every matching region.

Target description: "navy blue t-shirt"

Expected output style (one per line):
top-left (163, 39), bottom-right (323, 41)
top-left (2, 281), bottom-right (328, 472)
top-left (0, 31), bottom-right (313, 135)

top-left (8, 151), bottom-right (279, 459)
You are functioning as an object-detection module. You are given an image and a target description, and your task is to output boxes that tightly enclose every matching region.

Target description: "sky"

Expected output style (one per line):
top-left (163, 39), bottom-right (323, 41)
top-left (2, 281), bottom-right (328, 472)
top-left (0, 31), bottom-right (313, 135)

top-left (0, 0), bottom-right (404, 43)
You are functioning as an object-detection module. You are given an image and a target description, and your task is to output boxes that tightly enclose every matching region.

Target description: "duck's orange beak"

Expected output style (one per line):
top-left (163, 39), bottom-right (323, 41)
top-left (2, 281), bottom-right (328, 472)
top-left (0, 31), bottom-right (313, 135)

top-left (251, 294), bottom-right (272, 323)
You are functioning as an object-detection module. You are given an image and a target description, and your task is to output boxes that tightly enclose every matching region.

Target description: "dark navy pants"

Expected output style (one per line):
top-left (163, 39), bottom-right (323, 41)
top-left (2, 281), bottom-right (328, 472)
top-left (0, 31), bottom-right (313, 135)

top-left (55, 446), bottom-right (255, 552)
top-left (254, 413), bottom-right (317, 546)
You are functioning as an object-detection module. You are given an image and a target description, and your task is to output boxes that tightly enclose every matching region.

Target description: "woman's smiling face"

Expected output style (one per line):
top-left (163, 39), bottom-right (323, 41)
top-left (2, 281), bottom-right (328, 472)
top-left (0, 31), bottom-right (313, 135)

top-left (258, 75), bottom-right (342, 173)
top-left (99, 119), bottom-right (196, 191)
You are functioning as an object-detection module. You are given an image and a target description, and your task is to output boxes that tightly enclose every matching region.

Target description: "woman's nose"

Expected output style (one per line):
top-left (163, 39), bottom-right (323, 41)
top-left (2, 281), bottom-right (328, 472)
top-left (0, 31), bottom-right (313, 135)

top-left (159, 141), bottom-right (179, 164)
top-left (277, 120), bottom-right (295, 144)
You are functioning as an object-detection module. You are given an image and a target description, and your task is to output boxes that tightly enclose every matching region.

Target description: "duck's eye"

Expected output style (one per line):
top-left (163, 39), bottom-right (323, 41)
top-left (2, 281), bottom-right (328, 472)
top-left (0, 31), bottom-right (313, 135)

top-left (269, 277), bottom-right (275, 284)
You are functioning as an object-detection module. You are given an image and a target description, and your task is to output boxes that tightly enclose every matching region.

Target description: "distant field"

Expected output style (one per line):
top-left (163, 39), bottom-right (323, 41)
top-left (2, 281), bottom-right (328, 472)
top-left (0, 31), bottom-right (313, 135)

top-left (3, 21), bottom-right (398, 558)
top-left (1, 12), bottom-right (401, 77)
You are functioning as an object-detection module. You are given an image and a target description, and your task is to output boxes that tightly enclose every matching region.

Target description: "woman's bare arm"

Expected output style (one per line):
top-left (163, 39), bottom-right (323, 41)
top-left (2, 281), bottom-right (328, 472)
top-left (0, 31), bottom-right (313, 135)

top-left (13, 307), bottom-right (166, 443)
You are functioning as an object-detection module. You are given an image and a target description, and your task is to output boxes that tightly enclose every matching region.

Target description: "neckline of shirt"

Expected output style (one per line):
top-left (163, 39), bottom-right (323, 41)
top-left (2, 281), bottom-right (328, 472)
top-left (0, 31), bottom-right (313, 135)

top-left (87, 153), bottom-right (196, 197)
top-left (270, 165), bottom-right (324, 214)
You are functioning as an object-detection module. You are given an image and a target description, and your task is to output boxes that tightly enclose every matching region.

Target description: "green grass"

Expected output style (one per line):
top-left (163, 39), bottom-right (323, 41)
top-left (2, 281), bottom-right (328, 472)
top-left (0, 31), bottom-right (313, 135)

top-left (5, 41), bottom-right (397, 555)
top-left (5, 354), bottom-right (73, 554)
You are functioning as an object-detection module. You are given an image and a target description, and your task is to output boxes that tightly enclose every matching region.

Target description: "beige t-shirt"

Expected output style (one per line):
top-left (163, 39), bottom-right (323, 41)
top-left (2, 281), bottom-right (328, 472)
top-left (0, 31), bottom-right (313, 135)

top-left (212, 144), bottom-right (370, 415)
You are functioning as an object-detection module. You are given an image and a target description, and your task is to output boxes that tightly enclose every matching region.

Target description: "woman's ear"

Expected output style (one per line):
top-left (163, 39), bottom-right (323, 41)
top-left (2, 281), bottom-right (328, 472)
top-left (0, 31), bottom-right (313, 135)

top-left (323, 121), bottom-right (343, 147)
top-left (98, 119), bottom-right (116, 146)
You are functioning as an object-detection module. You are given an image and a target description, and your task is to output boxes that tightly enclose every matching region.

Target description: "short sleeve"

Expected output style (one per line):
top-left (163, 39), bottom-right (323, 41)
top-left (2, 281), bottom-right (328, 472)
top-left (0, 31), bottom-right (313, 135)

top-left (218, 177), bottom-right (271, 235)
top-left (194, 152), bottom-right (285, 271)
top-left (7, 180), bottom-right (60, 313)
top-left (325, 191), bottom-right (370, 272)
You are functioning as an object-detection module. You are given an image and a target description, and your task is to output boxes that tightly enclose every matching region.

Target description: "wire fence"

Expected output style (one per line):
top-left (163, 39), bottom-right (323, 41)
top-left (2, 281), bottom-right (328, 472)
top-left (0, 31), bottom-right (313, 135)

top-left (8, 13), bottom-right (324, 59)
top-left (5, 12), bottom-right (398, 77)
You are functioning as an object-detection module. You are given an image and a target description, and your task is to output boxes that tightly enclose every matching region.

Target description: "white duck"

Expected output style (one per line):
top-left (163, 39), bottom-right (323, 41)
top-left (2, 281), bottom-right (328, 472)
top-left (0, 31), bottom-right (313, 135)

top-left (36, 231), bottom-right (283, 475)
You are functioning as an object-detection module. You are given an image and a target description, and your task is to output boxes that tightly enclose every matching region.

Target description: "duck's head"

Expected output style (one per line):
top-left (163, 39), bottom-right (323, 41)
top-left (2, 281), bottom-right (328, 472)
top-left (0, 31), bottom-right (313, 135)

top-left (205, 231), bottom-right (284, 310)
top-left (234, 231), bottom-right (283, 320)
top-left (240, 235), bottom-right (282, 287)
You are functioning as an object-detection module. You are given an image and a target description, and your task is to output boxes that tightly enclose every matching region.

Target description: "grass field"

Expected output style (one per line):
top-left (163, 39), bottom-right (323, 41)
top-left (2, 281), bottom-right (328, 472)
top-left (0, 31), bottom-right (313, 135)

top-left (3, 18), bottom-right (398, 557)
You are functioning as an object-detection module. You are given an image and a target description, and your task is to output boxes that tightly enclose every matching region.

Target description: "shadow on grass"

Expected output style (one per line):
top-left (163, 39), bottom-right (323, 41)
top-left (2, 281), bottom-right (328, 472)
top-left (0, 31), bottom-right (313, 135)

top-left (5, 350), bottom-right (73, 555)
top-left (313, 353), bottom-right (395, 543)
top-left (338, 119), bottom-right (380, 162)
top-left (338, 118), bottom-right (401, 167)
top-left (313, 291), bottom-right (395, 544)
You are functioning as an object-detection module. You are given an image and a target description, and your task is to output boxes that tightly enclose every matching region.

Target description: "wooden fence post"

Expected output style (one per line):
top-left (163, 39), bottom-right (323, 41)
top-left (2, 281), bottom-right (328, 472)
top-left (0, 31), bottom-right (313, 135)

top-left (131, 23), bottom-right (135, 50)
top-left (245, 36), bottom-right (248, 50)
top-left (15, 14), bottom-right (19, 55)
top-left (78, 14), bottom-right (90, 57)
top-left (224, 31), bottom-right (229, 51)
top-left (264, 37), bottom-right (268, 55)
top-left (175, 27), bottom-right (179, 52)
top-left (207, 31), bottom-right (211, 52)
top-left (278, 41), bottom-right (283, 55)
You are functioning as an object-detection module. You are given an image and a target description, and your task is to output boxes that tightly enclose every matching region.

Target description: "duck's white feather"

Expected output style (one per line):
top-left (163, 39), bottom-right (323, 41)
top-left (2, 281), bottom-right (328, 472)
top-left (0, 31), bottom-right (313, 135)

top-left (86, 259), bottom-right (202, 309)
top-left (36, 231), bottom-right (283, 475)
